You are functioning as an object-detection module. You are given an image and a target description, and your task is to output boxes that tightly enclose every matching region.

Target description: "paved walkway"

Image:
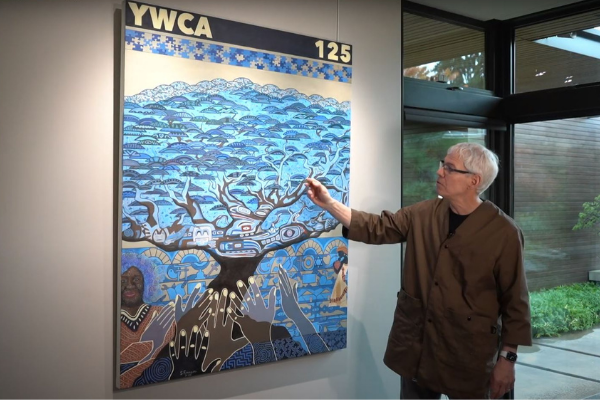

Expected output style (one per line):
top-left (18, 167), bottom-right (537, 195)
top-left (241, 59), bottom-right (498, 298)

top-left (515, 326), bottom-right (600, 399)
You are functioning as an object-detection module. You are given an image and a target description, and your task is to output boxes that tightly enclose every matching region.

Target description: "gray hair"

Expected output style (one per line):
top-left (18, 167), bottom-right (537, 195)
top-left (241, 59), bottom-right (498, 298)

top-left (447, 143), bottom-right (499, 194)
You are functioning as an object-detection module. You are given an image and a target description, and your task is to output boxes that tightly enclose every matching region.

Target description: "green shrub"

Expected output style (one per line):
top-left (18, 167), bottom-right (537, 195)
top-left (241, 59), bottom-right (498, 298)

top-left (573, 194), bottom-right (600, 234)
top-left (530, 282), bottom-right (600, 338)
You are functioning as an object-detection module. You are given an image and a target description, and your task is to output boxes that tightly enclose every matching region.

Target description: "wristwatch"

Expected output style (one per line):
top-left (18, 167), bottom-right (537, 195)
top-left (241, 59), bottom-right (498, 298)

top-left (499, 350), bottom-right (518, 363)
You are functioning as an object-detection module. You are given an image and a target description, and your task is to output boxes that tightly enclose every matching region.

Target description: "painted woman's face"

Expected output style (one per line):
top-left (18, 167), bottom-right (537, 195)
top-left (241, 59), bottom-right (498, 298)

top-left (121, 266), bottom-right (144, 308)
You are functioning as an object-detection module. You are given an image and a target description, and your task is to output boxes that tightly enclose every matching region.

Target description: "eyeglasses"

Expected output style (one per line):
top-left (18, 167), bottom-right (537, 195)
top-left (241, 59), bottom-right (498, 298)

top-left (439, 160), bottom-right (472, 174)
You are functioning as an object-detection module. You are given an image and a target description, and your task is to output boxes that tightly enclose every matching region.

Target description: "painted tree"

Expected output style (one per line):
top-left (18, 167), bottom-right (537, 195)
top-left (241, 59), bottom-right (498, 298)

top-left (121, 78), bottom-right (351, 291)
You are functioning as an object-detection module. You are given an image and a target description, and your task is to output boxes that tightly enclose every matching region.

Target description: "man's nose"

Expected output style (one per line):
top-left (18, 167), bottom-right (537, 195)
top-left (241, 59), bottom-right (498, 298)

top-left (436, 167), bottom-right (444, 178)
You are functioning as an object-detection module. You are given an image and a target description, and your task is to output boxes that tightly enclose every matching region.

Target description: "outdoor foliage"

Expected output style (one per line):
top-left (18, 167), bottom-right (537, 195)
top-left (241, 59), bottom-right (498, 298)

top-left (402, 130), bottom-right (485, 206)
top-left (573, 194), bottom-right (600, 234)
top-left (530, 282), bottom-right (600, 338)
top-left (403, 52), bottom-right (485, 89)
top-left (435, 52), bottom-right (485, 89)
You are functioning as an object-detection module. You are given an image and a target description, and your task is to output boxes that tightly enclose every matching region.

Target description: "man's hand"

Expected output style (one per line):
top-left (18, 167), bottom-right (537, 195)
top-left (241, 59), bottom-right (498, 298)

top-left (304, 178), bottom-right (335, 209)
top-left (304, 177), bottom-right (351, 227)
top-left (490, 357), bottom-right (515, 399)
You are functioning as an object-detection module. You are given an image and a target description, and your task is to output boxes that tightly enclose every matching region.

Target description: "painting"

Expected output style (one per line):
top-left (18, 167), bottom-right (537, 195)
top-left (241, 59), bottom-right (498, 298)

top-left (118, 1), bottom-right (352, 388)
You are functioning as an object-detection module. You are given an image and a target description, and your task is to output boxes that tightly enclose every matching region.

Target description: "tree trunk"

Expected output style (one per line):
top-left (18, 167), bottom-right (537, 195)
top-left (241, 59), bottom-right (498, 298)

top-left (208, 254), bottom-right (266, 294)
top-left (207, 253), bottom-right (290, 341)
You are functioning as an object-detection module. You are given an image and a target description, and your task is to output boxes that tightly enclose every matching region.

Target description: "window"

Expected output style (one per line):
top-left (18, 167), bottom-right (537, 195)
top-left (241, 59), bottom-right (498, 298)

top-left (515, 10), bottom-right (600, 93)
top-left (401, 3), bottom-right (600, 399)
top-left (514, 116), bottom-right (600, 289)
top-left (402, 121), bottom-right (486, 206)
top-left (513, 117), bottom-right (600, 400)
top-left (403, 12), bottom-right (486, 89)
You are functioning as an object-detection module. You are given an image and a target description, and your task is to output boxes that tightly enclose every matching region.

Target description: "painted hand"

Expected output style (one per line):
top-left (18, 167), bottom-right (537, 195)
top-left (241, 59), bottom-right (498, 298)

top-left (228, 278), bottom-right (276, 344)
top-left (139, 303), bottom-right (175, 364)
top-left (175, 287), bottom-right (214, 340)
top-left (174, 283), bottom-right (205, 323)
top-left (168, 323), bottom-right (218, 379)
top-left (236, 277), bottom-right (277, 324)
top-left (277, 266), bottom-right (328, 353)
top-left (277, 266), bottom-right (304, 322)
top-left (202, 289), bottom-right (249, 372)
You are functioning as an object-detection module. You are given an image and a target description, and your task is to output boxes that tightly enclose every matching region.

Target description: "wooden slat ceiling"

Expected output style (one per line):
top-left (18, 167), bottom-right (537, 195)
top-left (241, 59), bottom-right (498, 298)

top-left (516, 10), bottom-right (600, 92)
top-left (403, 13), bottom-right (484, 68)
top-left (515, 39), bottom-right (600, 92)
top-left (516, 9), bottom-right (600, 41)
top-left (404, 11), bottom-right (600, 92)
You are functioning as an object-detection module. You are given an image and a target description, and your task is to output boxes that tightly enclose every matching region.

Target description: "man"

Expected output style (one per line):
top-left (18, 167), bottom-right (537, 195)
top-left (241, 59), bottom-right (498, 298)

top-left (304, 143), bottom-right (532, 399)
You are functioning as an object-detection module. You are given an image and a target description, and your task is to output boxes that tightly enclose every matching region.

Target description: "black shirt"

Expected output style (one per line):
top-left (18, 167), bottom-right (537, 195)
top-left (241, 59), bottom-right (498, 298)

top-left (449, 208), bottom-right (469, 236)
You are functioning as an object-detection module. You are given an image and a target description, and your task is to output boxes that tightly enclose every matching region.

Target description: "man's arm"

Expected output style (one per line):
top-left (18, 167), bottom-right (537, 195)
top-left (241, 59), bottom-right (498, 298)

top-left (500, 343), bottom-right (518, 355)
top-left (324, 199), bottom-right (352, 228)
top-left (490, 343), bottom-right (518, 399)
top-left (304, 177), bottom-right (412, 245)
top-left (305, 178), bottom-right (351, 227)
top-left (495, 227), bottom-right (532, 345)
top-left (490, 227), bottom-right (532, 399)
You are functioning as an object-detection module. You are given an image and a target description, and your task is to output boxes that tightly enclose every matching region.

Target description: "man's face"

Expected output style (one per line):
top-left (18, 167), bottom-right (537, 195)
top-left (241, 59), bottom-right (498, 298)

top-left (436, 152), bottom-right (475, 200)
top-left (121, 267), bottom-right (144, 308)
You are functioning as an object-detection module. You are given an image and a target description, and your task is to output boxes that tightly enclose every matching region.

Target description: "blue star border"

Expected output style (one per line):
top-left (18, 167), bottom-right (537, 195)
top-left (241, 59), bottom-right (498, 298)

top-left (125, 28), bottom-right (353, 83)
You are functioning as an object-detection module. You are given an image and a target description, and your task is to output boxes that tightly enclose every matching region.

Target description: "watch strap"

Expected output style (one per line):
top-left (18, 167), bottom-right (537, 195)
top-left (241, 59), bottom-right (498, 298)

top-left (499, 350), bottom-right (517, 362)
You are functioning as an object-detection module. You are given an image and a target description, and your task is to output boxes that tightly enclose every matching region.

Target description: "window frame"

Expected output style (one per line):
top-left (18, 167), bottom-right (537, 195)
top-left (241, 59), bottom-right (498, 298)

top-left (402, 0), bottom-right (511, 213)
top-left (401, 0), bottom-right (600, 216)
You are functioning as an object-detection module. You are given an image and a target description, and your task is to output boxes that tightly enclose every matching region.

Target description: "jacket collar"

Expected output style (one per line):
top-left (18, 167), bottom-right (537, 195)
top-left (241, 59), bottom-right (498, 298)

top-left (437, 198), bottom-right (499, 239)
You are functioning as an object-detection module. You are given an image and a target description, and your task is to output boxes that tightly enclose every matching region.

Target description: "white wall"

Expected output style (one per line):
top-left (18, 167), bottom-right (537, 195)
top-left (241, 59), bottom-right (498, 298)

top-left (0, 0), bottom-right (402, 398)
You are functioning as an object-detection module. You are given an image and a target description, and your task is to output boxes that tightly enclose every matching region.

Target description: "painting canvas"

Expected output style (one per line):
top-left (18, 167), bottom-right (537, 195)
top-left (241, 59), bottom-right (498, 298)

top-left (118, 1), bottom-right (352, 388)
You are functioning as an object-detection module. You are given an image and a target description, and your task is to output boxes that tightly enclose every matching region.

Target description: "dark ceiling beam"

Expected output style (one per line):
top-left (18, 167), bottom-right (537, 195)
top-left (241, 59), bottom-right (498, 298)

top-left (505, 0), bottom-right (600, 28)
top-left (402, 0), bottom-right (486, 30)
top-left (502, 83), bottom-right (600, 123)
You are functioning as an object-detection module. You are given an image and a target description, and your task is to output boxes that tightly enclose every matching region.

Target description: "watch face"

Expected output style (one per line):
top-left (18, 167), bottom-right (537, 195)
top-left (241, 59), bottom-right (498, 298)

top-left (506, 352), bottom-right (518, 362)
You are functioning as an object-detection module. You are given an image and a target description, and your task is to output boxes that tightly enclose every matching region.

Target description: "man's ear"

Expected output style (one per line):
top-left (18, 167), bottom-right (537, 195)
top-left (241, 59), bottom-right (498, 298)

top-left (471, 174), bottom-right (482, 189)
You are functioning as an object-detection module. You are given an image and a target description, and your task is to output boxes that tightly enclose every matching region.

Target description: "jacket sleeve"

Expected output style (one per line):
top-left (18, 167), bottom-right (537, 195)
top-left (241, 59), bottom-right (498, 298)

top-left (342, 207), bottom-right (411, 245)
top-left (495, 227), bottom-right (533, 346)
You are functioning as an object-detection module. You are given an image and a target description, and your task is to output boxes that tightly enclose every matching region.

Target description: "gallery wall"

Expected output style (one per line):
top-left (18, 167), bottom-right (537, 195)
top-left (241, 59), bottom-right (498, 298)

top-left (0, 0), bottom-right (402, 398)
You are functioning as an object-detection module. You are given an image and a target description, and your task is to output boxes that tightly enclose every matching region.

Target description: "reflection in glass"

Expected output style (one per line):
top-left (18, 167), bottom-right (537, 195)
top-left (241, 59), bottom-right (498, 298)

top-left (402, 122), bottom-right (486, 207)
top-left (516, 11), bottom-right (600, 93)
top-left (514, 117), bottom-right (600, 289)
top-left (513, 117), bottom-right (600, 400)
top-left (403, 13), bottom-right (486, 89)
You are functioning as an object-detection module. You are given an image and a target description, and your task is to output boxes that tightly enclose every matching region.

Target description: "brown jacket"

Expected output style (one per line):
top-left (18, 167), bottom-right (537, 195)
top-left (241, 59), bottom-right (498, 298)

top-left (345, 198), bottom-right (532, 399)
